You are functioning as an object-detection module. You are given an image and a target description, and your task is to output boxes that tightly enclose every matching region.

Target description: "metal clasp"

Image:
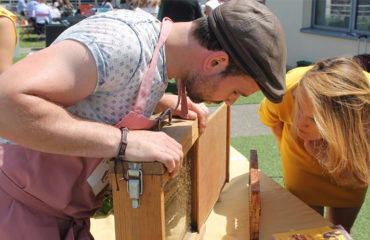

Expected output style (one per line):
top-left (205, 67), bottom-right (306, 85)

top-left (126, 163), bottom-right (143, 208)
top-left (153, 108), bottom-right (172, 131)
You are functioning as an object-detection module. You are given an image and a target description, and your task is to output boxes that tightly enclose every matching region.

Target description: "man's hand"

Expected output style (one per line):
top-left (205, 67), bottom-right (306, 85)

top-left (156, 94), bottom-right (209, 133)
top-left (124, 130), bottom-right (184, 177)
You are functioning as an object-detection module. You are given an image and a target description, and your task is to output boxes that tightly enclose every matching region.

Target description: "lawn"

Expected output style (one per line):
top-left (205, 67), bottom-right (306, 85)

top-left (166, 78), bottom-right (265, 105)
top-left (17, 28), bottom-right (46, 49)
top-left (231, 135), bottom-right (370, 240)
top-left (13, 28), bottom-right (46, 64)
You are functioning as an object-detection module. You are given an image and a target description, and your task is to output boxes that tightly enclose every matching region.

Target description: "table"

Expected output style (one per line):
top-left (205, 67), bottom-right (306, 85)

top-left (90, 155), bottom-right (331, 239)
top-left (201, 159), bottom-right (331, 239)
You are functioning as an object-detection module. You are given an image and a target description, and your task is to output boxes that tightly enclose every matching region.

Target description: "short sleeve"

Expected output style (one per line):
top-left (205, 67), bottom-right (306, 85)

top-left (258, 97), bottom-right (281, 127)
top-left (259, 66), bottom-right (311, 127)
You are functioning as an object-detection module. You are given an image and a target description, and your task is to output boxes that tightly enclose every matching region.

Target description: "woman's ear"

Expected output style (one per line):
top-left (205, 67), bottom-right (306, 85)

top-left (203, 51), bottom-right (229, 74)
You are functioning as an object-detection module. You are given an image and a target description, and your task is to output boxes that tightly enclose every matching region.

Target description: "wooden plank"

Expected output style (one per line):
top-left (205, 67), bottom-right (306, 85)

top-left (249, 150), bottom-right (260, 240)
top-left (110, 116), bottom-right (199, 240)
top-left (226, 105), bottom-right (231, 182)
top-left (110, 173), bottom-right (166, 240)
top-left (193, 104), bottom-right (229, 231)
top-left (162, 118), bottom-right (199, 156)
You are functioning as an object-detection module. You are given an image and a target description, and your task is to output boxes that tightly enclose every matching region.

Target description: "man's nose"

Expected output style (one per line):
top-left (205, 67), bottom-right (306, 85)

top-left (224, 94), bottom-right (240, 105)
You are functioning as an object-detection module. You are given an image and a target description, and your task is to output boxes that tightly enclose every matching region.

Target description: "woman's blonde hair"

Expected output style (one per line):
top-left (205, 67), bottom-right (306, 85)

top-left (295, 57), bottom-right (370, 187)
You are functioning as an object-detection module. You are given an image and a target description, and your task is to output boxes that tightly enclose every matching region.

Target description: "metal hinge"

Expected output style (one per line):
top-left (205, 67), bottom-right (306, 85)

top-left (126, 163), bottom-right (143, 208)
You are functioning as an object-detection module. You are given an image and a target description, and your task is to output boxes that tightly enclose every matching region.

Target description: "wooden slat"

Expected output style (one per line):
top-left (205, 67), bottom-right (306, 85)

top-left (162, 118), bottom-right (199, 156)
top-left (226, 105), bottom-right (231, 182)
top-left (193, 104), bottom-right (229, 231)
top-left (249, 150), bottom-right (261, 240)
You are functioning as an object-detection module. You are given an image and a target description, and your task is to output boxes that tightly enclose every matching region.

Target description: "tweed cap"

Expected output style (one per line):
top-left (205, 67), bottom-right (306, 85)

top-left (208, 0), bottom-right (287, 103)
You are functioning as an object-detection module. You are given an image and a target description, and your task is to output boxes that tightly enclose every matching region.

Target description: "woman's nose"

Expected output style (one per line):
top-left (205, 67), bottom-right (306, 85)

top-left (296, 112), bottom-right (307, 128)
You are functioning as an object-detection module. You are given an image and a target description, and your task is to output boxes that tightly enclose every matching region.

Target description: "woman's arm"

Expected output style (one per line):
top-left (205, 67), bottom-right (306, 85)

top-left (269, 122), bottom-right (284, 149)
top-left (0, 16), bottom-right (16, 73)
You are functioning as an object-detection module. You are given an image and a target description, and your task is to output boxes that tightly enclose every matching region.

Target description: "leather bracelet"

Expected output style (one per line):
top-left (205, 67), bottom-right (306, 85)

top-left (117, 127), bottom-right (129, 159)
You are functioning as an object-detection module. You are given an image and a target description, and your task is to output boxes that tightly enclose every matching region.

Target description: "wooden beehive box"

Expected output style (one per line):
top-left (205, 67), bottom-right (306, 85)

top-left (109, 104), bottom-right (230, 240)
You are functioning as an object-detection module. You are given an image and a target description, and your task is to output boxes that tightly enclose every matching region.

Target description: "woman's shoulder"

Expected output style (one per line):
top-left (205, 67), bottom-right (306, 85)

top-left (286, 66), bottom-right (314, 89)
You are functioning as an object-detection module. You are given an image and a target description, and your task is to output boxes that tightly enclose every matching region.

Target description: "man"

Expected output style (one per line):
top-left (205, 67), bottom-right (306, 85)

top-left (0, 0), bottom-right (286, 238)
top-left (26, 0), bottom-right (40, 24)
top-left (34, 0), bottom-right (52, 35)
top-left (17, 0), bottom-right (27, 16)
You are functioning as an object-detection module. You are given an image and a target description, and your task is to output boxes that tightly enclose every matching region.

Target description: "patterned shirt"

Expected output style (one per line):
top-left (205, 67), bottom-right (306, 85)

top-left (0, 9), bottom-right (169, 144)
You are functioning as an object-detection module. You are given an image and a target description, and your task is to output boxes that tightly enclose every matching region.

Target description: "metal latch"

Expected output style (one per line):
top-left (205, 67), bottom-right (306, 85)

top-left (126, 163), bottom-right (143, 208)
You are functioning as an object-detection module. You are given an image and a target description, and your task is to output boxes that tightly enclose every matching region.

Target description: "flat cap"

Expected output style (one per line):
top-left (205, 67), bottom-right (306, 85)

top-left (208, 0), bottom-right (287, 103)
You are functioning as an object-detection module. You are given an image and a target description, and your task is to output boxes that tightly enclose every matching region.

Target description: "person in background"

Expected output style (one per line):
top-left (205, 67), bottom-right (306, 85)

top-left (0, 4), bottom-right (17, 73)
top-left (60, 0), bottom-right (74, 17)
top-left (127, 0), bottom-right (160, 17)
top-left (102, 0), bottom-right (114, 11)
top-left (259, 57), bottom-right (369, 233)
top-left (34, 0), bottom-right (52, 34)
top-left (26, 0), bottom-right (40, 24)
top-left (0, 0), bottom-right (286, 238)
top-left (50, 2), bottom-right (61, 19)
top-left (52, 0), bottom-right (62, 10)
top-left (204, 0), bottom-right (224, 16)
top-left (158, 0), bottom-right (202, 22)
top-left (17, 0), bottom-right (27, 16)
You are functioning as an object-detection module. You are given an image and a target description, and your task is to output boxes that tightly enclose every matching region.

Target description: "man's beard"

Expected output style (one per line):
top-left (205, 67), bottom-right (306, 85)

top-left (183, 72), bottom-right (217, 103)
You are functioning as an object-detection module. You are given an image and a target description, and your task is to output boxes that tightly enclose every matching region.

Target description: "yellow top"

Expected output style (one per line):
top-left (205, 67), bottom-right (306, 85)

top-left (258, 66), bottom-right (368, 207)
top-left (0, 5), bottom-right (17, 44)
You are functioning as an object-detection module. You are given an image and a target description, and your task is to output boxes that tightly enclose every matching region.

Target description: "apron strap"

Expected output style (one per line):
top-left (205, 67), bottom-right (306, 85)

top-left (134, 17), bottom-right (173, 114)
top-left (174, 78), bottom-right (189, 117)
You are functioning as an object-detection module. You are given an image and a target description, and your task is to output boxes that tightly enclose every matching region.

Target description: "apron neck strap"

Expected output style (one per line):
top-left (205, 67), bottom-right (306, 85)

top-left (134, 17), bottom-right (173, 113)
top-left (174, 78), bottom-right (188, 117)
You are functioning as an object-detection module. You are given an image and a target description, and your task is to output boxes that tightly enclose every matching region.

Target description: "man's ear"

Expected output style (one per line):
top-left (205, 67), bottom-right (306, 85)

top-left (203, 51), bottom-right (229, 74)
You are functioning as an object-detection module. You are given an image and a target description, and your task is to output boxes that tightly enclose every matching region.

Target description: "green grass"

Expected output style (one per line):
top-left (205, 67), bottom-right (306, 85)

top-left (232, 91), bottom-right (264, 105)
top-left (165, 79), bottom-right (265, 105)
top-left (17, 28), bottom-right (46, 49)
top-left (231, 135), bottom-right (284, 186)
top-left (13, 53), bottom-right (28, 63)
top-left (231, 135), bottom-right (370, 239)
top-left (13, 28), bottom-right (45, 63)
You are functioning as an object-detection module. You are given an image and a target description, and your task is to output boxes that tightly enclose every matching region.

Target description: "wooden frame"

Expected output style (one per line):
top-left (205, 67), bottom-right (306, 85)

top-left (109, 104), bottom-right (230, 240)
top-left (249, 150), bottom-right (260, 240)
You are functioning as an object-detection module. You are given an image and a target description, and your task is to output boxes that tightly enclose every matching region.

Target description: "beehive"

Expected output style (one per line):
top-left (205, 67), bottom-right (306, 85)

top-left (109, 104), bottom-right (230, 240)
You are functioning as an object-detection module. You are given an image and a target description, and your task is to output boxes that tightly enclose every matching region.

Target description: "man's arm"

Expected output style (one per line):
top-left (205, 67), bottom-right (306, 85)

top-left (0, 40), bottom-right (183, 175)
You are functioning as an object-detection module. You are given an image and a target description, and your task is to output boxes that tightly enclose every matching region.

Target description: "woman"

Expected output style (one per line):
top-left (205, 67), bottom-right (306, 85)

top-left (0, 5), bottom-right (17, 73)
top-left (259, 57), bottom-right (369, 233)
top-left (60, 0), bottom-right (74, 17)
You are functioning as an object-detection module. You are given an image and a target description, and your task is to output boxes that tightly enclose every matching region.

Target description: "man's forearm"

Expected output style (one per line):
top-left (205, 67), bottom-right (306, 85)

top-left (0, 92), bottom-right (184, 176)
top-left (0, 93), bottom-right (121, 158)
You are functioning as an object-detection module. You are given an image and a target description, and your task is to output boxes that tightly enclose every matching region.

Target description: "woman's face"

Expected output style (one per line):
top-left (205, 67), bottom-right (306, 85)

top-left (295, 90), bottom-right (322, 141)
